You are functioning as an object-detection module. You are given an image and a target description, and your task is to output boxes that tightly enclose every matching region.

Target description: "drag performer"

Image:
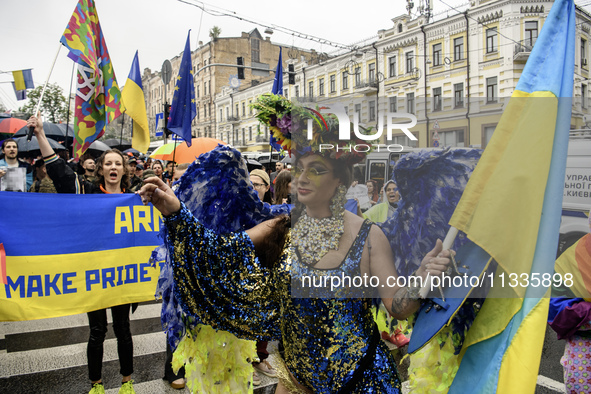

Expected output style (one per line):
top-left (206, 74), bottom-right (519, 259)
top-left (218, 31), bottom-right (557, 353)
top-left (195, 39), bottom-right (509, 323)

top-left (139, 94), bottom-right (452, 393)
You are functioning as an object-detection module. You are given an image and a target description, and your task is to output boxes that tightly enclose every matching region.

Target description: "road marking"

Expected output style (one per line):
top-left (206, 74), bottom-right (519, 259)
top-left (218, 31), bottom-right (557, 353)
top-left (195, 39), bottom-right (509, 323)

top-left (537, 375), bottom-right (566, 393)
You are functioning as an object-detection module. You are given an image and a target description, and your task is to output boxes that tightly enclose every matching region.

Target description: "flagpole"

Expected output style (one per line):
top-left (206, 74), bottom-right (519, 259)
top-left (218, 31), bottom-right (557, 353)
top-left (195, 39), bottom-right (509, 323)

top-left (65, 61), bottom-right (75, 156)
top-left (28, 43), bottom-right (61, 141)
top-left (120, 115), bottom-right (124, 147)
top-left (419, 226), bottom-right (458, 299)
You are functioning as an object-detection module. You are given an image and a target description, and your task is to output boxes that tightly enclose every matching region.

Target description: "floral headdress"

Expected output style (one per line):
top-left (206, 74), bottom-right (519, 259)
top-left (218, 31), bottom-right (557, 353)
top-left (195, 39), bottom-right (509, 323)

top-left (251, 93), bottom-right (373, 164)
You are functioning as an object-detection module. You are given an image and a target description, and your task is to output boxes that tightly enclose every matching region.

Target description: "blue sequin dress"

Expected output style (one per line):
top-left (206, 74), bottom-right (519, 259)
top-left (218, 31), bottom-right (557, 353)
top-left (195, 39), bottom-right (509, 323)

top-left (164, 206), bottom-right (401, 393)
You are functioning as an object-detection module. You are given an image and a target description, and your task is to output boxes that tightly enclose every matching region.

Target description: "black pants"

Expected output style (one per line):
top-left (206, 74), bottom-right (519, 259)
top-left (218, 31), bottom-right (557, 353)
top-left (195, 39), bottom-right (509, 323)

top-left (87, 304), bottom-right (134, 382)
top-left (164, 342), bottom-right (185, 383)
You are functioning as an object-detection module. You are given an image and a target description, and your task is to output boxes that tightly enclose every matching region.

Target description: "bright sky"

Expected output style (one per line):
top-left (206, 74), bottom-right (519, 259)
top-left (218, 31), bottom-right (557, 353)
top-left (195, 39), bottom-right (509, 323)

top-left (3, 0), bottom-right (589, 112)
top-left (0, 0), bottom-right (414, 111)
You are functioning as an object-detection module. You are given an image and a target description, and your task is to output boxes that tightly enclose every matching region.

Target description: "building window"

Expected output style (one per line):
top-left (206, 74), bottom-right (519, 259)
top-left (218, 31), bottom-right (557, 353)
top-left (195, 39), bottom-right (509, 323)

top-left (369, 63), bottom-right (375, 82)
top-left (251, 38), bottom-right (260, 63)
top-left (309, 81), bottom-right (314, 98)
top-left (407, 93), bottom-right (415, 114)
top-left (524, 21), bottom-right (538, 48)
top-left (330, 75), bottom-right (336, 93)
top-left (196, 83), bottom-right (200, 98)
top-left (389, 56), bottom-right (397, 77)
top-left (433, 87), bottom-right (442, 111)
top-left (486, 28), bottom-right (498, 53)
top-left (355, 67), bottom-right (361, 86)
top-left (355, 103), bottom-right (361, 120)
top-left (582, 38), bottom-right (587, 67)
top-left (454, 83), bottom-right (464, 108)
top-left (295, 86), bottom-right (299, 97)
top-left (249, 126), bottom-right (252, 141)
top-left (389, 96), bottom-right (397, 113)
top-left (249, 100), bottom-right (252, 115)
top-left (342, 71), bottom-right (349, 89)
top-left (483, 125), bottom-right (496, 148)
top-left (196, 107), bottom-right (200, 120)
top-left (242, 102), bottom-right (245, 116)
top-left (241, 128), bottom-right (245, 145)
top-left (439, 130), bottom-right (465, 147)
top-left (204, 81), bottom-right (207, 95)
top-left (235, 104), bottom-right (239, 117)
top-left (486, 76), bottom-right (498, 103)
top-left (406, 52), bottom-right (414, 73)
top-left (219, 109), bottom-right (223, 121)
top-left (392, 134), bottom-right (417, 148)
top-left (369, 100), bottom-right (376, 121)
top-left (454, 37), bottom-right (464, 61)
top-left (432, 43), bottom-right (442, 66)
top-left (226, 107), bottom-right (229, 119)
top-left (319, 78), bottom-right (325, 95)
top-left (284, 88), bottom-right (288, 98)
top-left (398, 24), bottom-right (403, 33)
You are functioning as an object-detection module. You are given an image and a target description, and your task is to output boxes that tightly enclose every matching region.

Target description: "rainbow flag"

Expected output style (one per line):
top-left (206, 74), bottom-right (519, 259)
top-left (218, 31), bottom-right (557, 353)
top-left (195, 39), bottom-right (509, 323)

top-left (122, 51), bottom-right (150, 153)
top-left (60, 0), bottom-right (125, 160)
top-left (447, 0), bottom-right (575, 392)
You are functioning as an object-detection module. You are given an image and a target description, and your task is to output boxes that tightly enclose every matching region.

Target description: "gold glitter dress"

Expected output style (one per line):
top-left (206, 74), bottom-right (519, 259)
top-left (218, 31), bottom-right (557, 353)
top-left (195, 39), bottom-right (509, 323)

top-left (165, 204), bottom-right (402, 393)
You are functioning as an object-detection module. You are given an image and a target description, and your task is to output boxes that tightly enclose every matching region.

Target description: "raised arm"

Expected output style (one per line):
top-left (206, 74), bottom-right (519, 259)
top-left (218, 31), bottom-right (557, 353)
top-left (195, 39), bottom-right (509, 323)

top-left (28, 116), bottom-right (55, 158)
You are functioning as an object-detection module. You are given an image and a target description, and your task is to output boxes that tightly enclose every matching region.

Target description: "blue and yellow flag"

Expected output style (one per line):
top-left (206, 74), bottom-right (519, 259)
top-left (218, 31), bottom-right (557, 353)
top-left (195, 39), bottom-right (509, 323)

top-left (447, 0), bottom-right (575, 392)
top-left (0, 193), bottom-right (161, 321)
top-left (122, 51), bottom-right (150, 153)
top-left (168, 31), bottom-right (196, 146)
top-left (12, 69), bottom-right (34, 91)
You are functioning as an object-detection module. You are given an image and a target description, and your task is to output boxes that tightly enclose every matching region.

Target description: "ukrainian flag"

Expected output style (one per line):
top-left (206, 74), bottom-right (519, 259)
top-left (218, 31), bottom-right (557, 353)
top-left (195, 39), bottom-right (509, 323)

top-left (122, 51), bottom-right (150, 153)
top-left (447, 0), bottom-right (575, 392)
top-left (12, 69), bottom-right (34, 91)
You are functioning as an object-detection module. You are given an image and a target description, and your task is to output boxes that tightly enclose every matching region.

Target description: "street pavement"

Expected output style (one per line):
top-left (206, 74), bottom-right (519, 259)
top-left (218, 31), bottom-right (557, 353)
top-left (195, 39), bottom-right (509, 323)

top-left (0, 301), bottom-right (568, 393)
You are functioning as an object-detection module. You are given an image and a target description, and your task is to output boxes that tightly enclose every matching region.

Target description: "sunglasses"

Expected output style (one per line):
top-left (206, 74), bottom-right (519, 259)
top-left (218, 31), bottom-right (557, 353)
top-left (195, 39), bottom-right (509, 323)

top-left (293, 167), bottom-right (331, 178)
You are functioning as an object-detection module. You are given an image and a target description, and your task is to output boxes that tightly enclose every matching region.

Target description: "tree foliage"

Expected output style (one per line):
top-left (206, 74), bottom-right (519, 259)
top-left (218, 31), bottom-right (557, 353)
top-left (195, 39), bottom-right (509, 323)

top-left (19, 83), bottom-right (69, 123)
top-left (209, 26), bottom-right (222, 41)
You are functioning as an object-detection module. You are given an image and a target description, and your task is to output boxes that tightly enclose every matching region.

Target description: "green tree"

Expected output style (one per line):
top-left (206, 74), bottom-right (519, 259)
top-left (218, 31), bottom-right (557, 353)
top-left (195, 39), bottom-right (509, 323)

top-left (209, 26), bottom-right (222, 41)
top-left (19, 83), bottom-right (68, 123)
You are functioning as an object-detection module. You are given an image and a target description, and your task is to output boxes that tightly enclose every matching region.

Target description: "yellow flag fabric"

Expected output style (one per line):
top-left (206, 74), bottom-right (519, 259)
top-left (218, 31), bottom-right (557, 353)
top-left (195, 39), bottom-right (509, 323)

top-left (122, 51), bottom-right (150, 153)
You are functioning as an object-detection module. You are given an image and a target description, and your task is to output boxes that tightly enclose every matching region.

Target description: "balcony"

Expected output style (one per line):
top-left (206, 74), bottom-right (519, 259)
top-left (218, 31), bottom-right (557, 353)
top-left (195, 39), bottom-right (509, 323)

top-left (513, 39), bottom-right (536, 62)
top-left (226, 115), bottom-right (240, 124)
top-left (354, 79), bottom-right (378, 94)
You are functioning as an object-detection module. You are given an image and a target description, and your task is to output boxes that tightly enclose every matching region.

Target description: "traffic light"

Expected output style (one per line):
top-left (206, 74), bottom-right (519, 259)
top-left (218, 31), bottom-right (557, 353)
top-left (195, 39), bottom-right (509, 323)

top-left (164, 102), bottom-right (171, 137)
top-left (237, 57), bottom-right (245, 80)
top-left (288, 64), bottom-right (295, 85)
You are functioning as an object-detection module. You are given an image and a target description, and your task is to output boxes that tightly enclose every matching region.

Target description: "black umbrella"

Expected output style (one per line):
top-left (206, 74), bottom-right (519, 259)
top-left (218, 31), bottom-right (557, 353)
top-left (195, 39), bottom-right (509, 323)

top-left (103, 138), bottom-right (132, 151)
top-left (86, 140), bottom-right (111, 157)
top-left (14, 123), bottom-right (71, 142)
top-left (245, 158), bottom-right (263, 171)
top-left (13, 136), bottom-right (65, 157)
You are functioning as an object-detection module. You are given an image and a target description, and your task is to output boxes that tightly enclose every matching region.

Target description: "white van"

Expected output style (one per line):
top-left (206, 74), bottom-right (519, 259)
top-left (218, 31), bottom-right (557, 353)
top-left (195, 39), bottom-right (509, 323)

top-left (558, 136), bottom-right (591, 254)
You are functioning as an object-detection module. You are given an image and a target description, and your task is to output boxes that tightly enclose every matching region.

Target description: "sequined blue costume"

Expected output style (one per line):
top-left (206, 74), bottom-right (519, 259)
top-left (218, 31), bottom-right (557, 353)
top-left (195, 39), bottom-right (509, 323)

top-left (163, 207), bottom-right (401, 393)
